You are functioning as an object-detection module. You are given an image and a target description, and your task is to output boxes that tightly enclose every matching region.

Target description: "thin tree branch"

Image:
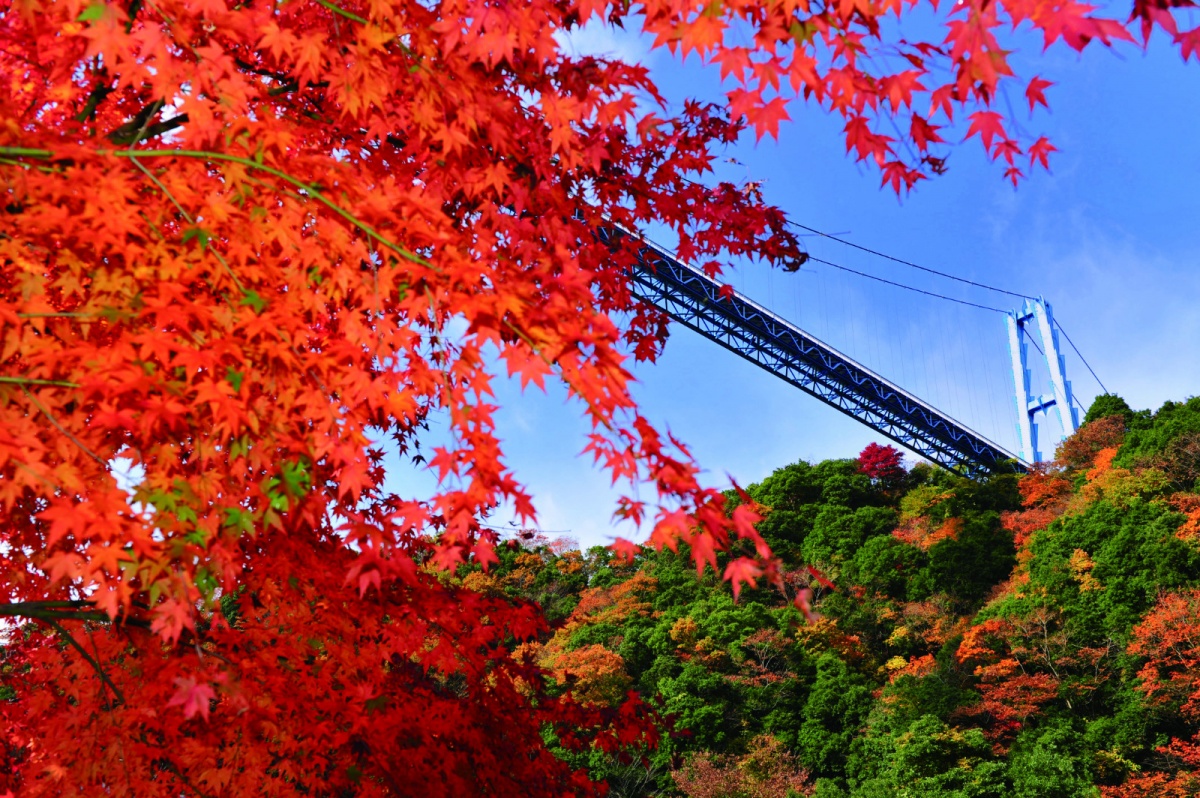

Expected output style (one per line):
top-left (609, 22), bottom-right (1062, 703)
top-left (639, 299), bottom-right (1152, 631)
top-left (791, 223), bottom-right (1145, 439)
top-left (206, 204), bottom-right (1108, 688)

top-left (3, 600), bottom-right (95, 610)
top-left (105, 99), bottom-right (166, 144)
top-left (21, 384), bottom-right (109, 469)
top-left (127, 158), bottom-right (248, 294)
top-left (75, 77), bottom-right (116, 123)
top-left (308, 0), bottom-right (414, 55)
top-left (1, 602), bottom-right (154, 628)
top-left (160, 759), bottom-right (216, 798)
top-left (18, 312), bottom-right (98, 319)
top-left (108, 114), bottom-right (190, 145)
top-left (313, 0), bottom-right (369, 24)
top-left (118, 149), bottom-right (434, 269)
top-left (0, 145), bottom-right (437, 269)
top-left (0, 606), bottom-right (145, 625)
top-left (44, 617), bottom-right (126, 708)
top-left (0, 376), bottom-right (80, 388)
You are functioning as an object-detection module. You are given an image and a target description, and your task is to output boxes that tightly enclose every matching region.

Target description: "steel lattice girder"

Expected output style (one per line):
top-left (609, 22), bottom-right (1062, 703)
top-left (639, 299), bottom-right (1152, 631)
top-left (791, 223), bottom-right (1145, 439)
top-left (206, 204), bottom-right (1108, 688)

top-left (606, 229), bottom-right (1027, 478)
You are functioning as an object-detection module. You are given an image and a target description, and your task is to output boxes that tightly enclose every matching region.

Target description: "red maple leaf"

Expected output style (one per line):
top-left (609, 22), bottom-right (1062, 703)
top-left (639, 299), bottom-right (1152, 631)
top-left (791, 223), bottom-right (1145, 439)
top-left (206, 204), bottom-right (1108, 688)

top-left (724, 557), bottom-right (762, 601)
top-left (965, 111), bottom-right (1008, 152)
top-left (910, 114), bottom-right (945, 151)
top-left (1028, 136), bottom-right (1058, 170)
top-left (1025, 75), bottom-right (1053, 112)
top-left (746, 96), bottom-right (791, 141)
top-left (168, 676), bottom-right (217, 722)
top-left (611, 536), bottom-right (641, 563)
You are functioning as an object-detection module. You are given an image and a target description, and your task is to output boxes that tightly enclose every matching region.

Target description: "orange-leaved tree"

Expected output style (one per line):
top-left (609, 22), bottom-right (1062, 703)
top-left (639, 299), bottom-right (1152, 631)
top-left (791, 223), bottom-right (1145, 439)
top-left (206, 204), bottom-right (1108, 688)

top-left (0, 0), bottom-right (1194, 795)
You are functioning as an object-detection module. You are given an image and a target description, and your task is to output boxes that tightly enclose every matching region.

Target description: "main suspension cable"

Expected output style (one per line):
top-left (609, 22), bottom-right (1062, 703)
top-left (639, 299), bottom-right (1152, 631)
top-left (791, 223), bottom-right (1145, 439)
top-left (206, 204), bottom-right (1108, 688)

top-left (790, 221), bottom-right (1037, 300)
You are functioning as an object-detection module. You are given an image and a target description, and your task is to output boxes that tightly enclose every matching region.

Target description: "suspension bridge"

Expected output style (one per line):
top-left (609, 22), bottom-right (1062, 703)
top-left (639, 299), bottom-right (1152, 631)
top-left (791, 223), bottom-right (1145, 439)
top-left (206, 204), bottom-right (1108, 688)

top-left (600, 223), bottom-right (1105, 478)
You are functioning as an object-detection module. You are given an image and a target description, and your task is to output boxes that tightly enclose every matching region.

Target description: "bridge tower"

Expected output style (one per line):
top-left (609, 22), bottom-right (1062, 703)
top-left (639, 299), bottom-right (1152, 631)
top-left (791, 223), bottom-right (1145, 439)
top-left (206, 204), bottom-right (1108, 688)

top-left (1006, 298), bottom-right (1080, 463)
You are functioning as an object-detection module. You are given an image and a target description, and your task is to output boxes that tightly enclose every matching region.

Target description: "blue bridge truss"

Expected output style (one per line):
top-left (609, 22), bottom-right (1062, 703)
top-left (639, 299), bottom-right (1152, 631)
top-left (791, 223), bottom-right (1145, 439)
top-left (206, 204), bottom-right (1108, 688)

top-left (601, 228), bottom-right (1028, 478)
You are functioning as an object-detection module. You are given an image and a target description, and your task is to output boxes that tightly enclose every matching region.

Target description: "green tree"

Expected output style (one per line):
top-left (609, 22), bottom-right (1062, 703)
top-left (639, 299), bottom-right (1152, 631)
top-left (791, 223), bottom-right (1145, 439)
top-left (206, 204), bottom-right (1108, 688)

top-left (1084, 394), bottom-right (1134, 426)
top-left (1007, 717), bottom-right (1099, 798)
top-left (796, 652), bottom-right (874, 778)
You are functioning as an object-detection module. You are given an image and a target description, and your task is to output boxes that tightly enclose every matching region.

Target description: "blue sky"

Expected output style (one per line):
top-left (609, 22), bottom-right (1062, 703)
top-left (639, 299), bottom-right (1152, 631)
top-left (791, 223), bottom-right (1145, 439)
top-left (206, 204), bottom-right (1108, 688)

top-left (393, 21), bottom-right (1200, 548)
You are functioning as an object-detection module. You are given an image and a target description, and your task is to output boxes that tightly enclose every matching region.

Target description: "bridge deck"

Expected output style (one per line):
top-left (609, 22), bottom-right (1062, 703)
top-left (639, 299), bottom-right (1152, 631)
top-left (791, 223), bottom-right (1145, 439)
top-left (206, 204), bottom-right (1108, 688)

top-left (603, 228), bottom-right (1028, 478)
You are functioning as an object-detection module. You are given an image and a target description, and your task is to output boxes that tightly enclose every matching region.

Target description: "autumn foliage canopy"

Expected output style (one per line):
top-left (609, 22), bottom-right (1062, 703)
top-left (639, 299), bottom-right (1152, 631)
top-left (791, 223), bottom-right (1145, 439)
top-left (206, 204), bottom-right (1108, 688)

top-left (0, 0), bottom-right (1196, 794)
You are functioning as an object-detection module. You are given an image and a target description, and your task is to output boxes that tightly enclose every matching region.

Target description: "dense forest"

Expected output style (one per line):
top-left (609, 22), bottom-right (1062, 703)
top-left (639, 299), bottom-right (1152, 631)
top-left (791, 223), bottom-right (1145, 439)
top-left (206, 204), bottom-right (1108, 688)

top-left (466, 394), bottom-right (1200, 797)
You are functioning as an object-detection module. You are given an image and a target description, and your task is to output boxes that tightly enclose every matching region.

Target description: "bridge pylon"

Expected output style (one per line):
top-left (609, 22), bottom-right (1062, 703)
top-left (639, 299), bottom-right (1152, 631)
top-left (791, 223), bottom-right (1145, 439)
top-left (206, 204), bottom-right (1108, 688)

top-left (1006, 298), bottom-right (1080, 464)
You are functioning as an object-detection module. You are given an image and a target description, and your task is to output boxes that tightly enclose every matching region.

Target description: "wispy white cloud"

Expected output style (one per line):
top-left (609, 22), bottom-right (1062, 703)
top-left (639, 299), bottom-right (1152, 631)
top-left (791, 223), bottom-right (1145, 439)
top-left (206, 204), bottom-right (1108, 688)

top-left (554, 19), bottom-right (655, 66)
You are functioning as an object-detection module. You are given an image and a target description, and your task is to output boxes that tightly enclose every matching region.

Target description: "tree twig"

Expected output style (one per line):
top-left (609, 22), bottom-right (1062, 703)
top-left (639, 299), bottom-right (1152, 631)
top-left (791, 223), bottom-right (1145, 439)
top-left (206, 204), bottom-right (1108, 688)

top-left (0, 145), bottom-right (434, 271)
top-left (21, 384), bottom-right (108, 469)
top-left (44, 617), bottom-right (126, 708)
top-left (0, 604), bottom-right (151, 626)
top-left (120, 149), bottom-right (435, 269)
top-left (0, 376), bottom-right (80, 388)
top-left (313, 0), bottom-right (369, 24)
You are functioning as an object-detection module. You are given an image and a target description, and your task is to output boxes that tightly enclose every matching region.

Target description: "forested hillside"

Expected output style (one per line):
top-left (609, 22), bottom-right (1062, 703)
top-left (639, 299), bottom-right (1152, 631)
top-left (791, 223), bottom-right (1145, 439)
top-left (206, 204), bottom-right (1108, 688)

top-left (472, 395), bottom-right (1200, 797)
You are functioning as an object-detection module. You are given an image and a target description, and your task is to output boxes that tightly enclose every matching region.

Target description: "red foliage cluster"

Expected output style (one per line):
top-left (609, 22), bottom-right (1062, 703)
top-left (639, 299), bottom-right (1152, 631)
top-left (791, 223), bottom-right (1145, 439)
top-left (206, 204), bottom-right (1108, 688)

top-left (1002, 465), bottom-right (1074, 548)
top-left (1171, 494), bottom-right (1200, 542)
top-left (858, 442), bottom-right (905, 484)
top-left (888, 653), bottom-right (939, 684)
top-left (1055, 415), bottom-right (1128, 471)
top-left (894, 515), bottom-right (963, 550)
top-left (1128, 590), bottom-right (1200, 719)
top-left (673, 735), bottom-right (812, 798)
top-left (1103, 590), bottom-right (1200, 796)
top-left (1, 535), bottom-right (654, 796)
top-left (956, 619), bottom-right (1060, 749)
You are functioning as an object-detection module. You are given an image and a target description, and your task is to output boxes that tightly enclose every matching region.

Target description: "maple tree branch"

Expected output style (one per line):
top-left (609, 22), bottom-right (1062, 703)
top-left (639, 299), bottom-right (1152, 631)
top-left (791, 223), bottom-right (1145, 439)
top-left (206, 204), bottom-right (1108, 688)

top-left (125, 0), bottom-right (144, 32)
top-left (18, 312), bottom-right (97, 319)
top-left (116, 149), bottom-right (436, 269)
top-left (0, 146), bottom-right (433, 269)
top-left (0, 375), bottom-right (80, 388)
top-left (13, 460), bottom-right (61, 492)
top-left (230, 59), bottom-right (330, 100)
top-left (108, 113), bottom-right (190, 145)
top-left (21, 385), bottom-right (109, 469)
top-left (307, 0), bottom-right (415, 57)
top-left (232, 58), bottom-right (297, 84)
top-left (0, 146), bottom-right (56, 158)
top-left (159, 759), bottom-right (215, 798)
top-left (129, 158), bottom-right (191, 220)
top-left (105, 99), bottom-right (165, 143)
top-left (75, 76), bottom-right (116, 123)
top-left (2, 600), bottom-right (94, 611)
top-left (0, 156), bottom-right (57, 174)
top-left (0, 602), bottom-right (154, 627)
top-left (43, 617), bottom-right (126, 708)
